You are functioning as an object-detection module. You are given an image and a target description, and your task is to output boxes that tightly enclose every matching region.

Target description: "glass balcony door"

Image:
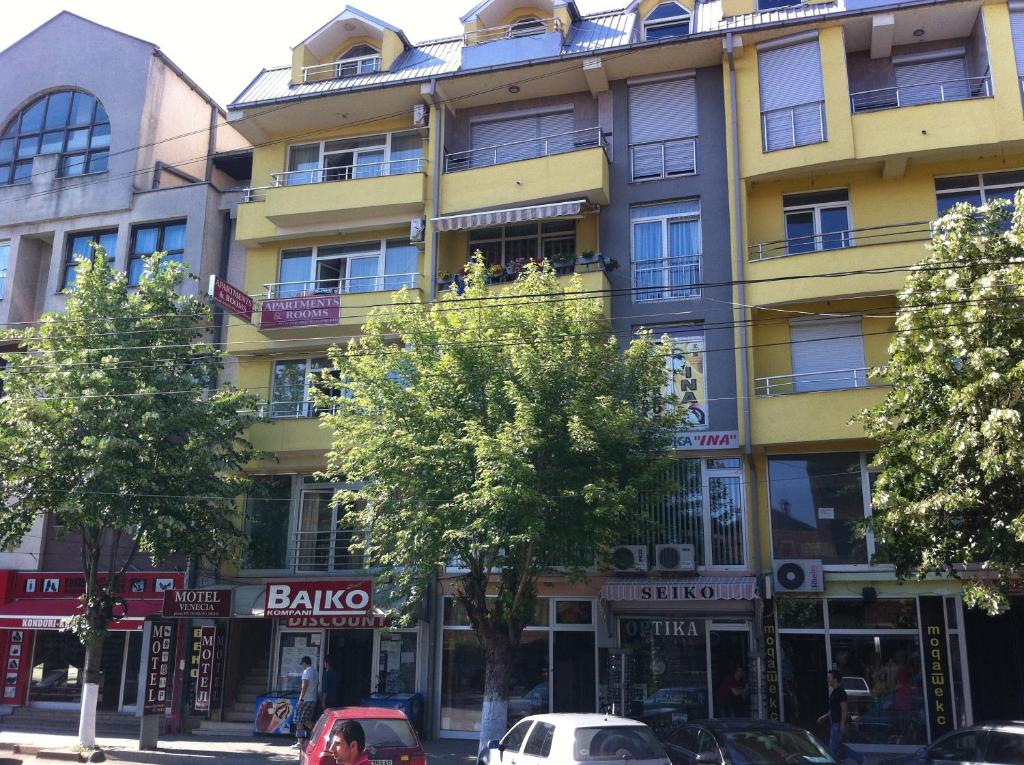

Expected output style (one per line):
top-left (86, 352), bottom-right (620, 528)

top-left (294, 489), bottom-right (363, 572)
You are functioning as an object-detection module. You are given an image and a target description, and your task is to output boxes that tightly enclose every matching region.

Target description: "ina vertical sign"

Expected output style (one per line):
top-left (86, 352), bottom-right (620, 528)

top-left (919, 596), bottom-right (954, 739)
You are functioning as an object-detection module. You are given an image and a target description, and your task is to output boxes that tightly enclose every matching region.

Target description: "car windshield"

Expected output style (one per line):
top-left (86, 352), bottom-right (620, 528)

top-left (719, 727), bottom-right (836, 765)
top-left (330, 718), bottom-right (417, 749)
top-left (575, 725), bottom-right (668, 761)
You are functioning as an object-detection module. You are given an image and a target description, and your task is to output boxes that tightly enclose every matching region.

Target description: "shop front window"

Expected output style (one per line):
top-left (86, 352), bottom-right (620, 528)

top-left (243, 475), bottom-right (293, 570)
top-left (378, 632), bottom-right (417, 693)
top-left (277, 632), bottom-right (321, 695)
top-left (31, 632), bottom-right (84, 703)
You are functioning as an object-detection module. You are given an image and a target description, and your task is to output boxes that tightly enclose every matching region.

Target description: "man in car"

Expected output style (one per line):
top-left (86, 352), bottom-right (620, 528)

top-left (330, 720), bottom-right (371, 765)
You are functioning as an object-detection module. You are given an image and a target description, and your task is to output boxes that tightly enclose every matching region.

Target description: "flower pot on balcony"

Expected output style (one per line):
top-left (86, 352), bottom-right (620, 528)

top-left (575, 251), bottom-right (602, 272)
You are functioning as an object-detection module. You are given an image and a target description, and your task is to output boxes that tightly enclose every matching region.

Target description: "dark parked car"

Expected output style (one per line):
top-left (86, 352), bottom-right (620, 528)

top-left (881, 721), bottom-right (1024, 765)
top-left (658, 719), bottom-right (838, 765)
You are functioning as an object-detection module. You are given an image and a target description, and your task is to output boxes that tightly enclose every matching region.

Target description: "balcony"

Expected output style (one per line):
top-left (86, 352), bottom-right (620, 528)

top-left (301, 56), bottom-right (381, 84)
top-left (461, 18), bottom-right (563, 70)
top-left (238, 159), bottom-right (427, 241)
top-left (246, 417), bottom-right (333, 455)
top-left (632, 256), bottom-right (701, 303)
top-left (440, 128), bottom-right (609, 214)
top-left (754, 367), bottom-right (878, 397)
top-left (850, 76), bottom-right (991, 113)
top-left (750, 384), bottom-right (888, 445)
top-left (290, 529), bottom-right (366, 573)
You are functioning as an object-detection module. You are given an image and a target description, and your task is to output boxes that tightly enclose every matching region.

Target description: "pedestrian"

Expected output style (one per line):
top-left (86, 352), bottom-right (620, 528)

top-left (817, 670), bottom-right (863, 764)
top-left (322, 656), bottom-right (343, 710)
top-left (330, 719), bottom-right (371, 765)
top-left (293, 656), bottom-right (319, 749)
top-left (716, 667), bottom-right (749, 717)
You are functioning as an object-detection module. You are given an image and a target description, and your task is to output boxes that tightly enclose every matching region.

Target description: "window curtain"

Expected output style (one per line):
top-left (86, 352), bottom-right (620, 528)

top-left (287, 144), bottom-right (320, 185)
top-left (390, 134), bottom-right (423, 175)
top-left (347, 256), bottom-right (380, 293)
top-left (384, 240), bottom-right (418, 290)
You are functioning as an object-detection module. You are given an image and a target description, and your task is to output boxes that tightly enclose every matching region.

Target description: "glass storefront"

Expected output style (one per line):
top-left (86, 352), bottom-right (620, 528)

top-left (776, 596), bottom-right (969, 746)
top-left (29, 630), bottom-right (142, 710)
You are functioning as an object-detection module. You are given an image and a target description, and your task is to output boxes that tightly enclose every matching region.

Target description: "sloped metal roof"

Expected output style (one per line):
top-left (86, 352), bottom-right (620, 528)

top-left (562, 10), bottom-right (637, 54)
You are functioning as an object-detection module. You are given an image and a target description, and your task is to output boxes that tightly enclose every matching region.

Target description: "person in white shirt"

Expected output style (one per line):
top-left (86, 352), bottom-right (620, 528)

top-left (293, 656), bottom-right (319, 749)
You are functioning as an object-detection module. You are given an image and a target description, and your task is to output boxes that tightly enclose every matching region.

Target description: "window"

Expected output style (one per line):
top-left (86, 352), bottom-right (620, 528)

top-left (768, 452), bottom-right (873, 565)
top-left (931, 731), bottom-right (987, 762)
top-left (0, 242), bottom-right (8, 299)
top-left (936, 170), bottom-right (1024, 222)
top-left (335, 44), bottom-right (381, 78)
top-left (628, 78), bottom-right (697, 181)
top-left (274, 239), bottom-right (418, 298)
top-left (642, 2), bottom-right (691, 40)
top-left (642, 458), bottom-right (746, 568)
top-left (242, 475), bottom-right (293, 570)
top-left (269, 357), bottom-right (335, 419)
top-left (128, 221), bottom-right (185, 286)
top-left (468, 220), bottom-right (575, 267)
top-left (759, 39), bottom-right (826, 151)
top-left (523, 722), bottom-right (555, 757)
top-left (465, 111), bottom-right (577, 168)
top-left (64, 230), bottom-right (117, 289)
top-left (788, 317), bottom-right (866, 393)
top-left (894, 53), bottom-right (970, 107)
top-left (294, 483), bottom-right (364, 572)
top-left (0, 89), bottom-right (110, 185)
top-left (757, 0), bottom-right (801, 10)
top-left (501, 720), bottom-right (534, 753)
top-left (284, 131), bottom-right (422, 185)
top-left (783, 190), bottom-right (851, 255)
top-left (631, 200), bottom-right (701, 302)
top-left (510, 16), bottom-right (547, 38)
top-left (984, 732), bottom-right (1024, 765)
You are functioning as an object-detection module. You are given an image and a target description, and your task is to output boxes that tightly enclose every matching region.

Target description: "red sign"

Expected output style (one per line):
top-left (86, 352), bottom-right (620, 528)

top-left (192, 626), bottom-right (216, 712)
top-left (260, 295), bottom-right (341, 329)
top-left (208, 276), bottom-right (253, 323)
top-left (284, 615), bottom-right (389, 629)
top-left (162, 589), bottom-right (232, 618)
top-left (12, 571), bottom-right (182, 598)
top-left (144, 621), bottom-right (176, 715)
top-left (264, 580), bottom-right (372, 618)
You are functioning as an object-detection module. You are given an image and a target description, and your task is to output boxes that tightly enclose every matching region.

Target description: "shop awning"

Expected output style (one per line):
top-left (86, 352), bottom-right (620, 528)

top-left (0, 596), bottom-right (162, 631)
top-left (602, 576), bottom-right (760, 602)
top-left (432, 199), bottom-right (587, 232)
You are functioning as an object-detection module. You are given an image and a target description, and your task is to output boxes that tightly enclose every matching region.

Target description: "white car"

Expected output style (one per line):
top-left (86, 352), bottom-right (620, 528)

top-left (478, 713), bottom-right (671, 765)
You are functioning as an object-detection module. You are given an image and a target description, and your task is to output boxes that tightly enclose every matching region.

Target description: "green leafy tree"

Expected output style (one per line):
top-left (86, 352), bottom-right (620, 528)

top-left (0, 249), bottom-right (260, 746)
top-left (860, 195), bottom-right (1024, 614)
top-left (317, 258), bottom-right (684, 746)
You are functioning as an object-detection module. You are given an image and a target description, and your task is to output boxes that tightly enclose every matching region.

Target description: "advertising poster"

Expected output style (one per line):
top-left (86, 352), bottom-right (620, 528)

top-left (666, 333), bottom-right (707, 431)
top-left (254, 695), bottom-right (297, 735)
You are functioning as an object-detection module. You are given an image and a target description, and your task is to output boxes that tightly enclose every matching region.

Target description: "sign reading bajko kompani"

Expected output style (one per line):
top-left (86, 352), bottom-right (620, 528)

top-left (162, 589), bottom-right (232, 618)
top-left (264, 580), bottom-right (372, 618)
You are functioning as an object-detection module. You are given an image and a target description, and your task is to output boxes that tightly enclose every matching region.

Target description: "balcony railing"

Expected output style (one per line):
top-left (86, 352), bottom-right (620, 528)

top-left (755, 367), bottom-right (875, 396)
top-left (241, 186), bottom-right (270, 203)
top-left (463, 17), bottom-right (561, 45)
top-left (271, 158), bottom-right (425, 187)
top-left (263, 273), bottom-right (420, 300)
top-left (290, 530), bottom-right (365, 572)
top-left (761, 100), bottom-right (826, 152)
top-left (632, 255), bottom-right (702, 302)
top-left (850, 76), bottom-right (991, 113)
top-left (630, 137), bottom-right (696, 182)
top-left (748, 220), bottom-right (933, 261)
top-left (301, 56), bottom-right (381, 83)
top-left (444, 127), bottom-right (602, 173)
top-left (257, 400), bottom-right (328, 420)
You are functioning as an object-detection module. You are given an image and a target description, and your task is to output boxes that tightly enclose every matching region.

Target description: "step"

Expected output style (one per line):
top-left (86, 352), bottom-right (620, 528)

top-left (237, 682), bottom-right (269, 694)
top-left (234, 692), bottom-right (260, 703)
top-left (193, 721), bottom-right (255, 737)
top-left (222, 710), bottom-right (256, 724)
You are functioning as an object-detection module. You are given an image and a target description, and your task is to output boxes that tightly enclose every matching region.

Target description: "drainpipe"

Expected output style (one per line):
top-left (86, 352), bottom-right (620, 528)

top-left (428, 82), bottom-right (444, 301)
top-left (206, 104), bottom-right (217, 183)
top-left (726, 31), bottom-right (767, 717)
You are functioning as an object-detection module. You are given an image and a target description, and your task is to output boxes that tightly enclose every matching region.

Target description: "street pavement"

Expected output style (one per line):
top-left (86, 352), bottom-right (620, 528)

top-left (0, 732), bottom-right (479, 765)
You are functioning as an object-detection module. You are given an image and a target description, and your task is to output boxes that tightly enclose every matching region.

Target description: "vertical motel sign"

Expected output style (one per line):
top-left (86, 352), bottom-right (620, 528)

top-left (192, 626), bottom-right (216, 712)
top-left (144, 621), bottom-right (176, 714)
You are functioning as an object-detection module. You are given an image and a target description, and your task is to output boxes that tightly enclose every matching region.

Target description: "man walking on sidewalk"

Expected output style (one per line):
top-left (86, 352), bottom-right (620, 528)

top-left (294, 656), bottom-right (319, 749)
top-left (817, 670), bottom-right (863, 764)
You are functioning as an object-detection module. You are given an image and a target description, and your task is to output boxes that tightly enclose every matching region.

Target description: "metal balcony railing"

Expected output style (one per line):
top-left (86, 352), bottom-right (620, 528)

top-left (290, 529), bottom-right (366, 572)
top-left (463, 16), bottom-right (561, 45)
top-left (748, 220), bottom-right (933, 261)
top-left (632, 255), bottom-right (702, 302)
top-left (262, 272), bottom-right (420, 300)
top-left (241, 186), bottom-right (270, 203)
top-left (271, 158), bottom-right (425, 187)
top-left (850, 76), bottom-right (992, 113)
top-left (755, 367), bottom-right (875, 396)
top-left (761, 100), bottom-right (826, 152)
top-left (301, 56), bottom-right (381, 83)
top-left (444, 127), bottom-right (602, 172)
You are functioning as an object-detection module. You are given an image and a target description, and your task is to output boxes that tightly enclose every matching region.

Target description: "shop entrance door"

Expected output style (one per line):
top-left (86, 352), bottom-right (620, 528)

top-left (328, 629), bottom-right (373, 706)
top-left (118, 632), bottom-right (143, 713)
top-left (710, 629), bottom-right (751, 718)
top-left (553, 632), bottom-right (595, 713)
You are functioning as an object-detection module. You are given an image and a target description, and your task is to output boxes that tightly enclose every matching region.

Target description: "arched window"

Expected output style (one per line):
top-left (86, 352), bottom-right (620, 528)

top-left (642, 2), bottom-right (691, 40)
top-left (0, 89), bottom-right (110, 185)
top-left (509, 16), bottom-right (548, 38)
top-left (335, 44), bottom-right (382, 78)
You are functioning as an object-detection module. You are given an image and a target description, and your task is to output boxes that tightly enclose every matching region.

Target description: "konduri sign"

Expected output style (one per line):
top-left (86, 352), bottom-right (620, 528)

top-left (162, 589), bottom-right (232, 618)
top-left (264, 580), bottom-right (372, 618)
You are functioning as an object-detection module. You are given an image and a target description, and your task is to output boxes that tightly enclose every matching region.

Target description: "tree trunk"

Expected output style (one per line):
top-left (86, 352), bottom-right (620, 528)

top-left (78, 533), bottom-right (105, 748)
top-left (478, 631), bottom-right (514, 751)
top-left (78, 635), bottom-right (103, 747)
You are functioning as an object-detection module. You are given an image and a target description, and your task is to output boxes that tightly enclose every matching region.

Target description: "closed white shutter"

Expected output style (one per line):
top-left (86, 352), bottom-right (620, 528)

top-left (759, 39), bottom-right (826, 150)
top-left (471, 110), bottom-right (573, 164)
top-left (1012, 11), bottom-right (1024, 74)
top-left (629, 78), bottom-right (697, 179)
top-left (538, 111), bottom-right (576, 154)
top-left (894, 56), bottom-right (968, 106)
top-left (789, 319), bottom-right (866, 393)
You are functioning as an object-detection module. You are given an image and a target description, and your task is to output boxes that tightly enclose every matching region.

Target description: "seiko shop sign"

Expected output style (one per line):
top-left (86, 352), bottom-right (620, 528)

top-left (602, 577), bottom-right (759, 602)
top-left (264, 580), bottom-right (373, 618)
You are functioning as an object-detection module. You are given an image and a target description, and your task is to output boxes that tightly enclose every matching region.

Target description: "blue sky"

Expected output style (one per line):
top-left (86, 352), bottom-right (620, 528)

top-left (2, 0), bottom-right (620, 106)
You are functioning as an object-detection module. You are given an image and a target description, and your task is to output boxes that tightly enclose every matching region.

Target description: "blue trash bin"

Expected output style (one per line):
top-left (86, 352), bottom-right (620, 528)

top-left (359, 692), bottom-right (424, 736)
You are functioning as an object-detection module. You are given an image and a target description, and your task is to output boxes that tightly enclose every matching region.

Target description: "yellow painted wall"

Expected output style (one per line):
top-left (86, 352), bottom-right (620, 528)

top-left (290, 43), bottom-right (318, 85)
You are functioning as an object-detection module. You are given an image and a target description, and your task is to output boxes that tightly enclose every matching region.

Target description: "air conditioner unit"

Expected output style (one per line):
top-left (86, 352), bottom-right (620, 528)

top-left (773, 559), bottom-right (824, 593)
top-left (610, 545), bottom-right (648, 572)
top-left (413, 104), bottom-right (429, 128)
top-left (654, 544), bottom-right (696, 572)
top-left (410, 218), bottom-right (425, 243)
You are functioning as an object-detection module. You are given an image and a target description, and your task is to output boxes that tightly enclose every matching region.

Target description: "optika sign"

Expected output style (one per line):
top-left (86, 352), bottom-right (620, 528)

top-left (264, 580), bottom-right (372, 618)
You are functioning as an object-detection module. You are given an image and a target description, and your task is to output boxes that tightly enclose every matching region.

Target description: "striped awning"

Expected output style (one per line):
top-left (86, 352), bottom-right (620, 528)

top-left (432, 199), bottom-right (587, 232)
top-left (602, 576), bottom-right (760, 602)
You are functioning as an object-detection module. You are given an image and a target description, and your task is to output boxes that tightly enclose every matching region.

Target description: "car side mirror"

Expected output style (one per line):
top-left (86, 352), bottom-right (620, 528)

top-left (696, 753), bottom-right (722, 764)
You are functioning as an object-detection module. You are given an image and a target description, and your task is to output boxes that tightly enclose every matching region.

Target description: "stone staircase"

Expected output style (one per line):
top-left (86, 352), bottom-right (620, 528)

top-left (193, 655), bottom-right (270, 736)
top-left (0, 707), bottom-right (140, 735)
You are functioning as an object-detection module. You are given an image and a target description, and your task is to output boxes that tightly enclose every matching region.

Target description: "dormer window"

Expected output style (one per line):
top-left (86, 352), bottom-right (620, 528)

top-left (335, 44), bottom-right (382, 79)
top-left (642, 2), bottom-right (691, 41)
top-left (509, 16), bottom-right (547, 38)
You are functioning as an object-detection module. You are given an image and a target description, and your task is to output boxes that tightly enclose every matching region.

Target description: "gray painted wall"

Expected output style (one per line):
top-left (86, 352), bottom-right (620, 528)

top-left (602, 66), bottom-right (738, 434)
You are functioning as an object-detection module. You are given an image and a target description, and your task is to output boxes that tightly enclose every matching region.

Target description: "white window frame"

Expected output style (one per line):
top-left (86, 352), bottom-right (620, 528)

top-left (0, 241), bottom-right (8, 300)
top-left (642, 3), bottom-right (692, 40)
top-left (285, 130), bottom-right (423, 183)
top-left (335, 45), bottom-right (381, 78)
top-left (276, 238), bottom-right (418, 297)
top-left (267, 357), bottom-right (332, 419)
top-left (467, 220), bottom-right (576, 266)
top-left (935, 170), bottom-right (1024, 214)
top-left (783, 191), bottom-right (852, 254)
top-left (630, 200), bottom-right (702, 303)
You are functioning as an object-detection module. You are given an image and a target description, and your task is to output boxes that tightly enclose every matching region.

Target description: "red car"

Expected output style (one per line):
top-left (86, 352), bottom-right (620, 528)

top-left (300, 707), bottom-right (427, 765)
